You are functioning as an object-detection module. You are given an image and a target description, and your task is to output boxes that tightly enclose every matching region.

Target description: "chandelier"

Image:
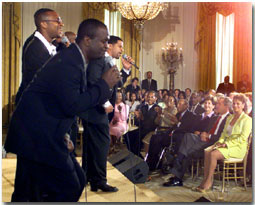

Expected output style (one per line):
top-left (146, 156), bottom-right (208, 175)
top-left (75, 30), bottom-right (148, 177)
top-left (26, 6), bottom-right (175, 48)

top-left (161, 42), bottom-right (183, 90)
top-left (116, 2), bottom-right (168, 30)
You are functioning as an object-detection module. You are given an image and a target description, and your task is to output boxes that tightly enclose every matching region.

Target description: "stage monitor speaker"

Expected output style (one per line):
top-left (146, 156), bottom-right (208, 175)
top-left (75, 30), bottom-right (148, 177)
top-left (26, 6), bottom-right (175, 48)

top-left (108, 149), bottom-right (149, 184)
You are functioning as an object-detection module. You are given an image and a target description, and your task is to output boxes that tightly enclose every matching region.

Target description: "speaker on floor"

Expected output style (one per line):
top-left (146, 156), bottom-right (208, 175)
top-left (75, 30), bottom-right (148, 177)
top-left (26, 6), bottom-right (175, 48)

top-left (108, 149), bottom-right (149, 184)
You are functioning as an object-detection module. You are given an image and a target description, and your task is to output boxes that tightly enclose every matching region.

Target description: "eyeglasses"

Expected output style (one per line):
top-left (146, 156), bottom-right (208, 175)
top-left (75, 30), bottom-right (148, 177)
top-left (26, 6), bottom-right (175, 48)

top-left (43, 17), bottom-right (63, 24)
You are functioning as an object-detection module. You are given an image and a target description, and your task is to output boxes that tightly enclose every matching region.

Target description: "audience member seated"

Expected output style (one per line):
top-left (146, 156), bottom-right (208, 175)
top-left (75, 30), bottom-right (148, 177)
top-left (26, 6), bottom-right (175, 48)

top-left (244, 92), bottom-right (252, 117)
top-left (193, 93), bottom-right (251, 193)
top-left (185, 88), bottom-right (192, 103)
top-left (125, 77), bottom-right (140, 96)
top-left (237, 74), bottom-right (252, 93)
top-left (189, 92), bottom-right (205, 115)
top-left (143, 96), bottom-right (178, 157)
top-left (125, 92), bottom-right (140, 113)
top-left (174, 89), bottom-right (180, 102)
top-left (109, 91), bottom-right (129, 152)
top-left (124, 91), bottom-right (159, 158)
top-left (158, 94), bottom-right (169, 109)
top-left (163, 96), bottom-right (231, 187)
top-left (178, 91), bottom-right (186, 101)
top-left (216, 75), bottom-right (235, 96)
top-left (146, 99), bottom-right (196, 171)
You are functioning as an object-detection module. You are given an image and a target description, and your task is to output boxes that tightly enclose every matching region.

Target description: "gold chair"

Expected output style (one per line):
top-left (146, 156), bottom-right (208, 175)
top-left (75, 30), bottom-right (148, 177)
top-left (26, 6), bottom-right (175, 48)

top-left (221, 133), bottom-right (252, 192)
top-left (77, 118), bottom-right (83, 148)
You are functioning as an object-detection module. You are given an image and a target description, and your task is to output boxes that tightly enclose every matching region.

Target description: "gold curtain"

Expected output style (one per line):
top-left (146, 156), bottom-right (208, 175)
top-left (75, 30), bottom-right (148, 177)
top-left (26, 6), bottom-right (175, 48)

top-left (82, 3), bottom-right (105, 22)
top-left (2, 2), bottom-right (21, 128)
top-left (121, 18), bottom-right (141, 86)
top-left (195, 2), bottom-right (252, 90)
top-left (82, 3), bottom-right (141, 87)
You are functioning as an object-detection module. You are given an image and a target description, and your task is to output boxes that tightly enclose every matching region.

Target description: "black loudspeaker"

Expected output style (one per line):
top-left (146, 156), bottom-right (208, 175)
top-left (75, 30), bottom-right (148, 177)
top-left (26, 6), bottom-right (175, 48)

top-left (108, 149), bottom-right (149, 184)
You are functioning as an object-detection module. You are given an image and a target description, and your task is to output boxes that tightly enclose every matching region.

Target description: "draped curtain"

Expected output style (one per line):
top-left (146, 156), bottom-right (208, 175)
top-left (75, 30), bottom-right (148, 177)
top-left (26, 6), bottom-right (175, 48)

top-left (195, 2), bottom-right (252, 90)
top-left (82, 3), bottom-right (141, 87)
top-left (2, 2), bottom-right (21, 128)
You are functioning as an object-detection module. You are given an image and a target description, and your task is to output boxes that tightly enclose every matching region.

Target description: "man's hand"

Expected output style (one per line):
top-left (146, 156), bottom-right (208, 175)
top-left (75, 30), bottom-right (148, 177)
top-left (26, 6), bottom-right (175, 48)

top-left (121, 55), bottom-right (134, 70)
top-left (194, 131), bottom-right (201, 135)
top-left (102, 66), bottom-right (121, 88)
top-left (64, 133), bottom-right (74, 153)
top-left (200, 132), bottom-right (209, 142)
top-left (104, 105), bottom-right (114, 113)
top-left (154, 106), bottom-right (162, 115)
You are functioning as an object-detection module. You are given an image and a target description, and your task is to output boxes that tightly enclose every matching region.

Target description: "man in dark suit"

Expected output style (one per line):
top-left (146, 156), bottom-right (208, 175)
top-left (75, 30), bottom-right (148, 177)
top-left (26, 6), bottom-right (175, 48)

top-left (125, 91), bottom-right (159, 157)
top-left (10, 8), bottom-right (64, 202)
top-left (237, 73), bottom-right (252, 93)
top-left (4, 19), bottom-right (121, 202)
top-left (15, 8), bottom-right (64, 105)
top-left (189, 92), bottom-right (205, 115)
top-left (125, 77), bottom-right (141, 96)
top-left (146, 99), bottom-right (196, 170)
top-left (141, 71), bottom-right (157, 91)
top-left (81, 35), bottom-right (127, 193)
top-left (216, 75), bottom-right (235, 96)
top-left (163, 96), bottom-right (231, 187)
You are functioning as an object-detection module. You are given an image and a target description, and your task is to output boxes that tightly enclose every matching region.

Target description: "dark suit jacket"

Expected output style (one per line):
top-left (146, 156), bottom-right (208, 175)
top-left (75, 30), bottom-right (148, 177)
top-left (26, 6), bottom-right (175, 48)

top-left (170, 110), bottom-right (196, 134)
top-left (83, 57), bottom-right (118, 124)
top-left (15, 34), bottom-right (52, 105)
top-left (141, 79), bottom-right (157, 91)
top-left (216, 83), bottom-right (235, 95)
top-left (189, 104), bottom-right (205, 115)
top-left (121, 69), bottom-right (131, 86)
top-left (5, 44), bottom-right (111, 170)
top-left (139, 104), bottom-right (159, 137)
top-left (125, 84), bottom-right (140, 95)
top-left (209, 113), bottom-right (230, 144)
top-left (192, 113), bottom-right (218, 133)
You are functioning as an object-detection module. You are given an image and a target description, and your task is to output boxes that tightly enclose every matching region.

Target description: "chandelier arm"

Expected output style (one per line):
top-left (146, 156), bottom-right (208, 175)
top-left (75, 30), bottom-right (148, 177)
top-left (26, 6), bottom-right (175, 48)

top-left (130, 5), bottom-right (139, 19)
top-left (141, 4), bottom-right (149, 19)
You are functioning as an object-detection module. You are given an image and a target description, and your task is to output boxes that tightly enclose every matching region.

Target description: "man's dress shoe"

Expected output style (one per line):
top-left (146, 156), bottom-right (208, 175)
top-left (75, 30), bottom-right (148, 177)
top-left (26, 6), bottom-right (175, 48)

top-left (90, 183), bottom-right (119, 192)
top-left (163, 176), bottom-right (183, 187)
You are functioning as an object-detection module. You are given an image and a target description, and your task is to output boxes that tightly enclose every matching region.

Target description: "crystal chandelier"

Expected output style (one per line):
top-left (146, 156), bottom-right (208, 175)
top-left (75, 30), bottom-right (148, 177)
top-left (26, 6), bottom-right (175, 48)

top-left (116, 2), bottom-right (168, 30)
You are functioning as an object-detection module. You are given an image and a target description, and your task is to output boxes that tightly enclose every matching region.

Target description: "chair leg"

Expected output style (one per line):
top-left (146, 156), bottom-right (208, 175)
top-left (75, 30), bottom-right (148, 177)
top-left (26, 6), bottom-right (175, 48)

top-left (234, 163), bottom-right (238, 185)
top-left (243, 166), bottom-right (247, 190)
top-left (222, 163), bottom-right (225, 193)
top-left (196, 159), bottom-right (199, 179)
top-left (191, 160), bottom-right (194, 180)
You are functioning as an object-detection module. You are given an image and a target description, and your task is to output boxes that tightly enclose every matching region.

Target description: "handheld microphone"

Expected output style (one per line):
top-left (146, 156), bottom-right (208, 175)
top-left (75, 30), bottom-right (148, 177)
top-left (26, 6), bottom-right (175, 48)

top-left (61, 36), bottom-right (70, 44)
top-left (122, 54), bottom-right (139, 69)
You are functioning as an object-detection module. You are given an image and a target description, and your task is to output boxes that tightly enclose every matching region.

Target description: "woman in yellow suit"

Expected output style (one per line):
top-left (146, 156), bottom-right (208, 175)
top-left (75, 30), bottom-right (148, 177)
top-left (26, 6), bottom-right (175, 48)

top-left (195, 93), bottom-right (252, 192)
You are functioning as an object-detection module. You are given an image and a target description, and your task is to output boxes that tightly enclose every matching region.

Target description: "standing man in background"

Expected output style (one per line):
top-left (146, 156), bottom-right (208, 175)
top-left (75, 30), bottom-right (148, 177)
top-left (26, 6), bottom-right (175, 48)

top-left (216, 75), bottom-right (235, 96)
top-left (15, 8), bottom-right (64, 105)
top-left (82, 35), bottom-right (133, 192)
top-left (141, 71), bottom-right (157, 91)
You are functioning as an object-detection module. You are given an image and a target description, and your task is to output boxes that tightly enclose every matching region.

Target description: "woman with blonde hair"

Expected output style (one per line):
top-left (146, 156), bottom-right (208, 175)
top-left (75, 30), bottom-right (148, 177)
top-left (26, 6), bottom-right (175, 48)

top-left (194, 93), bottom-right (252, 192)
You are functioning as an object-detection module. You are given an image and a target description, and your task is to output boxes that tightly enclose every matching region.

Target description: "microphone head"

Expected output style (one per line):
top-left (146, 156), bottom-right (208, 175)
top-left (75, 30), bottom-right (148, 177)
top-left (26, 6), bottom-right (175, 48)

top-left (61, 36), bottom-right (70, 44)
top-left (122, 54), bottom-right (128, 60)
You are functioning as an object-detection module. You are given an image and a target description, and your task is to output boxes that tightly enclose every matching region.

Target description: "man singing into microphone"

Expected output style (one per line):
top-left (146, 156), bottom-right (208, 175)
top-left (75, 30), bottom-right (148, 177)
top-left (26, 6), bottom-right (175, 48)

top-left (81, 35), bottom-right (133, 192)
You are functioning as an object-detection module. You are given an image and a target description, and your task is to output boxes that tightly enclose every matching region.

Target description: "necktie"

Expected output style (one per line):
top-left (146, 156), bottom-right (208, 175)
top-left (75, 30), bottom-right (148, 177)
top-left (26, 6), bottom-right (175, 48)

top-left (209, 116), bottom-right (222, 135)
top-left (148, 80), bottom-right (151, 90)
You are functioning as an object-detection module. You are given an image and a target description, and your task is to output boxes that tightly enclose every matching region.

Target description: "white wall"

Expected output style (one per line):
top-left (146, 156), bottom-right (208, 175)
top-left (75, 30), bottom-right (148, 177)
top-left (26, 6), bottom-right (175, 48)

top-left (140, 2), bottom-right (198, 91)
top-left (21, 2), bottom-right (83, 45)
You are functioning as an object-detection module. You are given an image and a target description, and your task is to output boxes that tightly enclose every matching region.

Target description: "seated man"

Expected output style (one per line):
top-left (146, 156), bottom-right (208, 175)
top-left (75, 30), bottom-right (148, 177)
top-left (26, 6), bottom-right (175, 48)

top-left (146, 99), bottom-right (196, 171)
top-left (189, 92), bottom-right (205, 115)
top-left (163, 96), bottom-right (231, 187)
top-left (124, 91), bottom-right (159, 158)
